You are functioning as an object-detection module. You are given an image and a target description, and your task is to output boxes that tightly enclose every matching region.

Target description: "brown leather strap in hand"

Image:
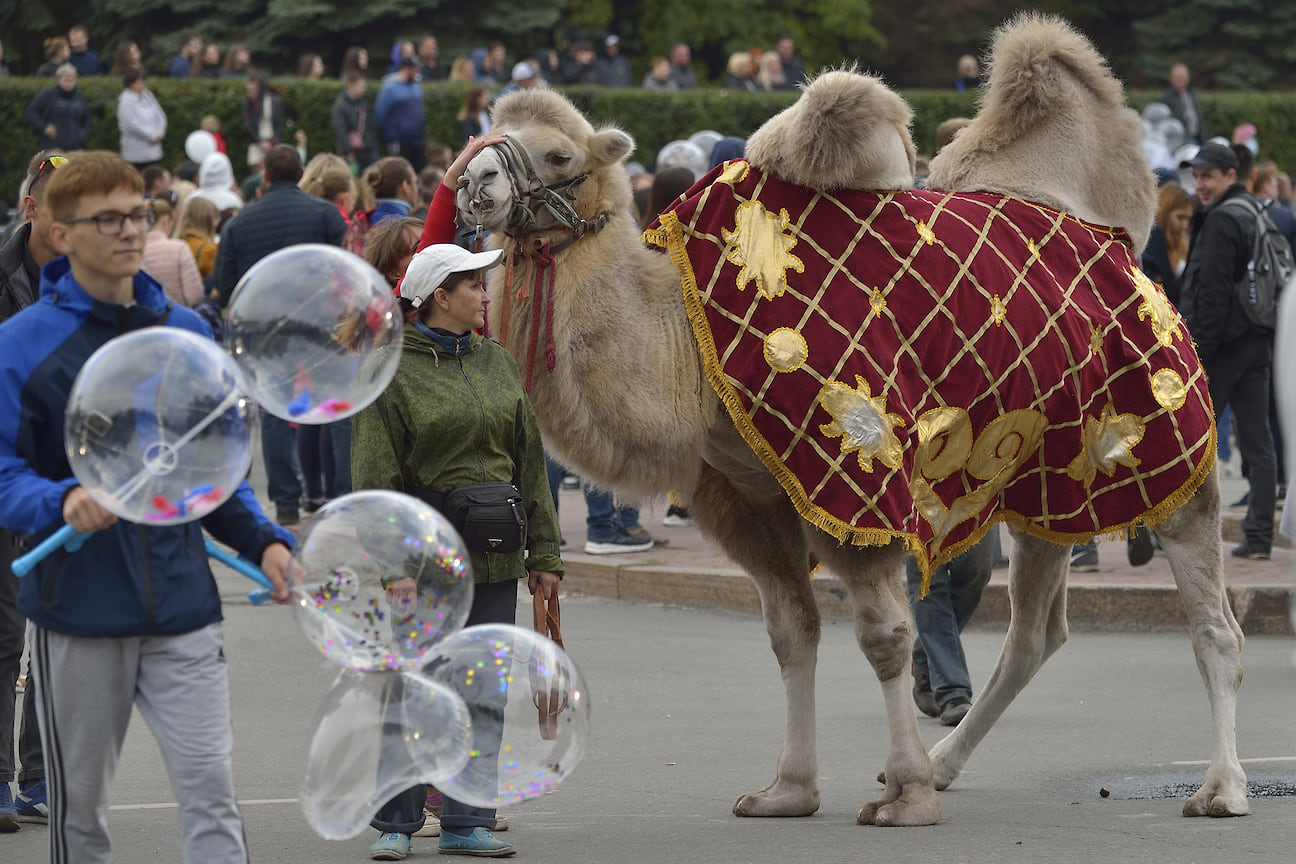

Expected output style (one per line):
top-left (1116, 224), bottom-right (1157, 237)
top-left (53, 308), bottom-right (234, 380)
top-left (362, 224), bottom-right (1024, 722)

top-left (532, 589), bottom-right (563, 649)
top-left (531, 589), bottom-right (566, 739)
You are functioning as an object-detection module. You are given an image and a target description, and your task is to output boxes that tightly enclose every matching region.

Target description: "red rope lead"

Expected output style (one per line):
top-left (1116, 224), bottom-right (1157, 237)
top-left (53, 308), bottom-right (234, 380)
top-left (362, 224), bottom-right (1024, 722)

top-left (523, 242), bottom-right (556, 393)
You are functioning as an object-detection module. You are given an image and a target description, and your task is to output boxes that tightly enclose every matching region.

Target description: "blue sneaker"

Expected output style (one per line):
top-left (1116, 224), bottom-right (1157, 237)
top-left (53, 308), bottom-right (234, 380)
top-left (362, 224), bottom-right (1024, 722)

top-left (438, 827), bottom-right (517, 857)
top-left (368, 831), bottom-right (411, 860)
top-left (0, 783), bottom-right (19, 832)
top-left (16, 780), bottom-right (47, 824)
top-left (583, 531), bottom-right (653, 555)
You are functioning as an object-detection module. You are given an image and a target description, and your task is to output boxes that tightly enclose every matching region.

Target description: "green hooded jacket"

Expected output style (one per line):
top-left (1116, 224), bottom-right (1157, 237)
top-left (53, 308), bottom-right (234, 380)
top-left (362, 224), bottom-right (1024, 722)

top-left (351, 326), bottom-right (564, 583)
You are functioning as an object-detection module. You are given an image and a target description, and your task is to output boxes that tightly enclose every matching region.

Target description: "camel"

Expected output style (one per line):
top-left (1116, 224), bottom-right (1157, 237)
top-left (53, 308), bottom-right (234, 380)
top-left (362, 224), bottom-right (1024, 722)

top-left (456, 12), bottom-right (1249, 824)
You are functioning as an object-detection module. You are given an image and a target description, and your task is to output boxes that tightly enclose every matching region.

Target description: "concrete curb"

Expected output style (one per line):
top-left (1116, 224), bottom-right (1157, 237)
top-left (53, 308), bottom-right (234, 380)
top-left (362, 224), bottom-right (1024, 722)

top-left (563, 559), bottom-right (1295, 636)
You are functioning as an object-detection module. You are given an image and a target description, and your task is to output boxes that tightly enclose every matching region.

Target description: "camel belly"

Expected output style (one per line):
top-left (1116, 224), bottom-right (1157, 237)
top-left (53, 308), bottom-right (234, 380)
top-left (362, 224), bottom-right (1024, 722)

top-left (647, 160), bottom-right (1213, 578)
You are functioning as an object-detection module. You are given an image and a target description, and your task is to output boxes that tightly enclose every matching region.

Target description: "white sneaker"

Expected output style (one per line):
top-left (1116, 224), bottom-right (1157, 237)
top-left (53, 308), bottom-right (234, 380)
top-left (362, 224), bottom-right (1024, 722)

top-left (413, 813), bottom-right (440, 837)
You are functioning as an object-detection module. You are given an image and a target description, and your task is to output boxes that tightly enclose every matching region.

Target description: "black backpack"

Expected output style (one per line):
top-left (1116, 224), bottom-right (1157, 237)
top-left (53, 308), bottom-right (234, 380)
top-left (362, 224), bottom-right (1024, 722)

top-left (1218, 195), bottom-right (1293, 329)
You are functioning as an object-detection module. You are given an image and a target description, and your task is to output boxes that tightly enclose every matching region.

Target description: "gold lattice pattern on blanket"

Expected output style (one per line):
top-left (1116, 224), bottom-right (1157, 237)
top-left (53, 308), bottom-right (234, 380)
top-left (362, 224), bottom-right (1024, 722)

top-left (646, 161), bottom-right (1215, 578)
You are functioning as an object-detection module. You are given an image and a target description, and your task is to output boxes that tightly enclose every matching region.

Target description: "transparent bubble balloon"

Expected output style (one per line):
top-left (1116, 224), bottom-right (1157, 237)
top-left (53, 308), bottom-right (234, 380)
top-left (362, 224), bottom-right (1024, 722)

top-left (290, 491), bottom-right (474, 672)
top-left (688, 129), bottom-right (724, 161)
top-left (185, 130), bottom-right (217, 164)
top-left (300, 669), bottom-right (472, 839)
top-left (1141, 101), bottom-right (1171, 124)
top-left (1274, 269), bottom-right (1296, 653)
top-left (1160, 117), bottom-right (1186, 154)
top-left (419, 623), bottom-right (590, 808)
top-left (655, 139), bottom-right (708, 182)
top-left (65, 328), bottom-right (252, 525)
top-left (225, 244), bottom-right (402, 423)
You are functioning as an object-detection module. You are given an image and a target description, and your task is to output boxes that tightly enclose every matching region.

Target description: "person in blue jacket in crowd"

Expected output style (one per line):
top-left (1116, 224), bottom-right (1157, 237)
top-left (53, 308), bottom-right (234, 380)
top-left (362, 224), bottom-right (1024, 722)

top-left (0, 150), bottom-right (295, 864)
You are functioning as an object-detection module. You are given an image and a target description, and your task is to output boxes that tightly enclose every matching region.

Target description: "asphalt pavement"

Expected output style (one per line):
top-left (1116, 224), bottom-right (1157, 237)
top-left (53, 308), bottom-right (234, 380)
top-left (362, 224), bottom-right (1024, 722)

top-left (5, 588), bottom-right (1295, 863)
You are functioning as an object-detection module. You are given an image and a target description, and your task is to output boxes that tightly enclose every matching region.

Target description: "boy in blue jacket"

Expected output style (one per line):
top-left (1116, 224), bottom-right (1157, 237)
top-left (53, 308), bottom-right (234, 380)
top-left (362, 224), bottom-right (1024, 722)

top-left (0, 151), bottom-right (295, 864)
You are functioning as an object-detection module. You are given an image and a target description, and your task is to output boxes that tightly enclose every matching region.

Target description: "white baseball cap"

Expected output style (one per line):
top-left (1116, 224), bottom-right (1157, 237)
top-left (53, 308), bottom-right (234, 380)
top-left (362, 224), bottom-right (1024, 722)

top-left (511, 61), bottom-right (538, 82)
top-left (401, 245), bottom-right (504, 307)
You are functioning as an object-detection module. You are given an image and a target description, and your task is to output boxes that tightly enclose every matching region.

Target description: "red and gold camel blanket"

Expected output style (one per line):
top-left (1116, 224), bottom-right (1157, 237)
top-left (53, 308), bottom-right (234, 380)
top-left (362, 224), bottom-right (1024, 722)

top-left (645, 161), bottom-right (1214, 578)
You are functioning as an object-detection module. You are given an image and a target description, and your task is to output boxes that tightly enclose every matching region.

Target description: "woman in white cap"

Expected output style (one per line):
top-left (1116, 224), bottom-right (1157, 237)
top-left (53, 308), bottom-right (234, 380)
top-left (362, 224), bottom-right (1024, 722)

top-left (350, 135), bottom-right (561, 862)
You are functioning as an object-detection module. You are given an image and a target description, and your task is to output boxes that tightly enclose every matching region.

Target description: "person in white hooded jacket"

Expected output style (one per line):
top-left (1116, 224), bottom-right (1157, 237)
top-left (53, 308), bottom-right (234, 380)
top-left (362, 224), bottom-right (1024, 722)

top-left (117, 66), bottom-right (166, 169)
top-left (187, 151), bottom-right (244, 213)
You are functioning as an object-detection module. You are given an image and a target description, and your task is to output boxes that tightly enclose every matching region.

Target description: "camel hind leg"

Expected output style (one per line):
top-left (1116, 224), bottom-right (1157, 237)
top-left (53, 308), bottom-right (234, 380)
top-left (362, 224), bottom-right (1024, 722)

top-left (922, 530), bottom-right (1071, 790)
top-left (690, 463), bottom-right (821, 817)
top-left (818, 540), bottom-right (941, 827)
top-left (1153, 470), bottom-right (1249, 817)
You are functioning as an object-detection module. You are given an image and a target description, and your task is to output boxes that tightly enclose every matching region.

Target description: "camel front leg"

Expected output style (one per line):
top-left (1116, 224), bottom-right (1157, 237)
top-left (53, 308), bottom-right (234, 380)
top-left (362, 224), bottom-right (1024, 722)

top-left (690, 463), bottom-right (821, 817)
top-left (924, 531), bottom-right (1070, 790)
top-left (1154, 474), bottom-right (1249, 817)
top-left (823, 540), bottom-right (941, 827)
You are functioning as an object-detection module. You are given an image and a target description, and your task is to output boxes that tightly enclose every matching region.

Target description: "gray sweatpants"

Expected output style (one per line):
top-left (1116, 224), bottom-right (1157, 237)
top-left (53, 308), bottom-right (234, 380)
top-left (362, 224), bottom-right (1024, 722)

top-left (30, 622), bottom-right (248, 864)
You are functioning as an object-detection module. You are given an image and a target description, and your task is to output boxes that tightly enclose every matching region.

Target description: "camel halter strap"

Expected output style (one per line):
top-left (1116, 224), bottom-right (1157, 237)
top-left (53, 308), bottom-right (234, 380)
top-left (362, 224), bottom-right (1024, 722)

top-left (488, 135), bottom-right (611, 252)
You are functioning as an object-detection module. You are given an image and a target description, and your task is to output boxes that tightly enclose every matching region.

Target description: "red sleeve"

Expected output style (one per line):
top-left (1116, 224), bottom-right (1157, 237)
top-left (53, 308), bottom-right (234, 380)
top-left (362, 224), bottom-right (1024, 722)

top-left (416, 184), bottom-right (460, 252)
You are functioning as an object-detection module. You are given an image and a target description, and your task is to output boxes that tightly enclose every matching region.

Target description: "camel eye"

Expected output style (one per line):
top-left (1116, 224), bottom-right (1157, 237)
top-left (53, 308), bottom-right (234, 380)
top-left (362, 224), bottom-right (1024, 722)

top-left (548, 153), bottom-right (572, 168)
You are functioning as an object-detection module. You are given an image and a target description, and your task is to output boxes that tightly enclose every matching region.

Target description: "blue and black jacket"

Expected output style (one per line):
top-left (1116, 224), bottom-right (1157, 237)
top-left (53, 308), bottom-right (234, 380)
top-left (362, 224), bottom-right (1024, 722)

top-left (0, 257), bottom-right (293, 638)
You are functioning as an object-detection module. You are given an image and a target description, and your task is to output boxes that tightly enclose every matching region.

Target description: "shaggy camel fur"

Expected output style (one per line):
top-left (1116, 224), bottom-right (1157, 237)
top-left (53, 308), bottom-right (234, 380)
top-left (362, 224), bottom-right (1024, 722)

top-left (457, 12), bottom-right (1248, 824)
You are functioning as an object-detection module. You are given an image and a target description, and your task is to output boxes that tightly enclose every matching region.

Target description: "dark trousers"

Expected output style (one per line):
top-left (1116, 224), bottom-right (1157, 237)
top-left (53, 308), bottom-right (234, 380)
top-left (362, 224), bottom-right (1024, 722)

top-left (0, 530), bottom-right (44, 784)
top-left (905, 531), bottom-right (995, 707)
top-left (388, 139), bottom-right (426, 174)
top-left (260, 412), bottom-right (302, 514)
top-left (1205, 338), bottom-right (1277, 549)
top-left (371, 579), bottom-right (519, 836)
top-left (297, 420), bottom-right (352, 500)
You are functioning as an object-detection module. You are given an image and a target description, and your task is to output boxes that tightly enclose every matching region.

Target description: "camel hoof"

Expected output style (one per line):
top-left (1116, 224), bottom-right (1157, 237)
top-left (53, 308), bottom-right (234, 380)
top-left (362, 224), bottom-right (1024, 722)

top-left (857, 788), bottom-right (942, 827)
top-left (1183, 791), bottom-right (1250, 818)
top-left (733, 782), bottom-right (820, 818)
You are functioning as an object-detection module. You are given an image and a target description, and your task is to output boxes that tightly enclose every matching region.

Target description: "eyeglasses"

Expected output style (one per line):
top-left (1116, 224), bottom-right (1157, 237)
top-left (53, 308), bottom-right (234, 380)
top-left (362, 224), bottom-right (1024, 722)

top-left (62, 208), bottom-right (157, 236)
top-left (37, 155), bottom-right (68, 178)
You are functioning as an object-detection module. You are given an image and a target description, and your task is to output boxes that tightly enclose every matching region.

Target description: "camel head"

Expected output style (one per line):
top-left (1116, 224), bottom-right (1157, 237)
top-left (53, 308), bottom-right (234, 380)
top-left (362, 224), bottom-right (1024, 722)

top-left (458, 89), bottom-right (635, 241)
top-left (927, 12), bottom-right (1156, 251)
top-left (745, 67), bottom-right (916, 191)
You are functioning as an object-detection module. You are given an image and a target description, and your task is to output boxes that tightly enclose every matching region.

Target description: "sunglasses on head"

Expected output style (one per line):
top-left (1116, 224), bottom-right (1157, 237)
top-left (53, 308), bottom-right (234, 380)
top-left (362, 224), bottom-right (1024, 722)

top-left (37, 154), bottom-right (68, 178)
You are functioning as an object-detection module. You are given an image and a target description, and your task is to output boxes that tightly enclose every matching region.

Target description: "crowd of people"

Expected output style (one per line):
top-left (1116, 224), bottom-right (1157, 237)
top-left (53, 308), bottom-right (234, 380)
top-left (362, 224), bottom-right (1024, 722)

top-left (2, 26), bottom-right (809, 91)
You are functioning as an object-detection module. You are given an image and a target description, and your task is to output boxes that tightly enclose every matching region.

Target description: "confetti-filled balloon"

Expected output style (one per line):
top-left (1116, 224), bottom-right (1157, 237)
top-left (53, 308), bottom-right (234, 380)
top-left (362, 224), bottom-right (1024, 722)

top-left (225, 244), bottom-right (402, 423)
top-left (300, 669), bottom-right (471, 839)
top-left (419, 623), bottom-right (590, 808)
top-left (654, 139), bottom-right (709, 182)
top-left (64, 328), bottom-right (252, 525)
top-left (687, 129), bottom-right (724, 163)
top-left (290, 490), bottom-right (474, 672)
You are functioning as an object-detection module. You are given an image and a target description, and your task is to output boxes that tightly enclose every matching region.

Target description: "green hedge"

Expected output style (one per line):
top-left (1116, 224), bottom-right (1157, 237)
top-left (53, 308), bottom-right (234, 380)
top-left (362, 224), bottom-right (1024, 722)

top-left (3, 77), bottom-right (1295, 208)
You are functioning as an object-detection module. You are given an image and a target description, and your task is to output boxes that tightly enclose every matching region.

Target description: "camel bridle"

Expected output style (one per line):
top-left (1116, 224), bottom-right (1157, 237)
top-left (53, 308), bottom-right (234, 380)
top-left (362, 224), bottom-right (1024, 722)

top-left (472, 135), bottom-right (610, 252)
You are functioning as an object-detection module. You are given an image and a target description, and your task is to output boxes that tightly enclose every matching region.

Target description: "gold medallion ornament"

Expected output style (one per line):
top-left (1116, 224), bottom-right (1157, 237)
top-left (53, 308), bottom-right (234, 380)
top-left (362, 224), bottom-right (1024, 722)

top-left (1151, 368), bottom-right (1187, 410)
top-left (818, 376), bottom-right (904, 473)
top-left (917, 220), bottom-right (936, 246)
top-left (1089, 325), bottom-right (1103, 357)
top-left (869, 287), bottom-right (887, 318)
top-left (1066, 403), bottom-right (1145, 487)
top-left (722, 201), bottom-right (805, 300)
top-left (763, 327), bottom-right (809, 373)
top-left (1129, 266), bottom-right (1183, 347)
top-left (990, 295), bottom-right (1007, 326)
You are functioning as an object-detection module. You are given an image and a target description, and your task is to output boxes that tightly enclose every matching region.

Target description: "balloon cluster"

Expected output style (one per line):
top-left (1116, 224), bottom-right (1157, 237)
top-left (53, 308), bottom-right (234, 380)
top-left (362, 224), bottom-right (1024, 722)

top-left (654, 129), bottom-right (726, 182)
top-left (1139, 102), bottom-right (1193, 177)
top-left (20, 243), bottom-right (592, 838)
top-left (289, 491), bottom-right (591, 839)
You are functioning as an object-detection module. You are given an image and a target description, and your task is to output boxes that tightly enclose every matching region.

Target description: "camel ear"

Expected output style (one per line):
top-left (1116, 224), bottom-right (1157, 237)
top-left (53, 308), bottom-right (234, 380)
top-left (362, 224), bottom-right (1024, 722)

top-left (588, 128), bottom-right (634, 167)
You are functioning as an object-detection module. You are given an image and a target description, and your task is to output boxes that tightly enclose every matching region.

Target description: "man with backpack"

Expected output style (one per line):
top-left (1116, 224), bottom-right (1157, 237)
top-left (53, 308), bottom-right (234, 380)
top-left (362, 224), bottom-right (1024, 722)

top-left (1180, 141), bottom-right (1287, 559)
